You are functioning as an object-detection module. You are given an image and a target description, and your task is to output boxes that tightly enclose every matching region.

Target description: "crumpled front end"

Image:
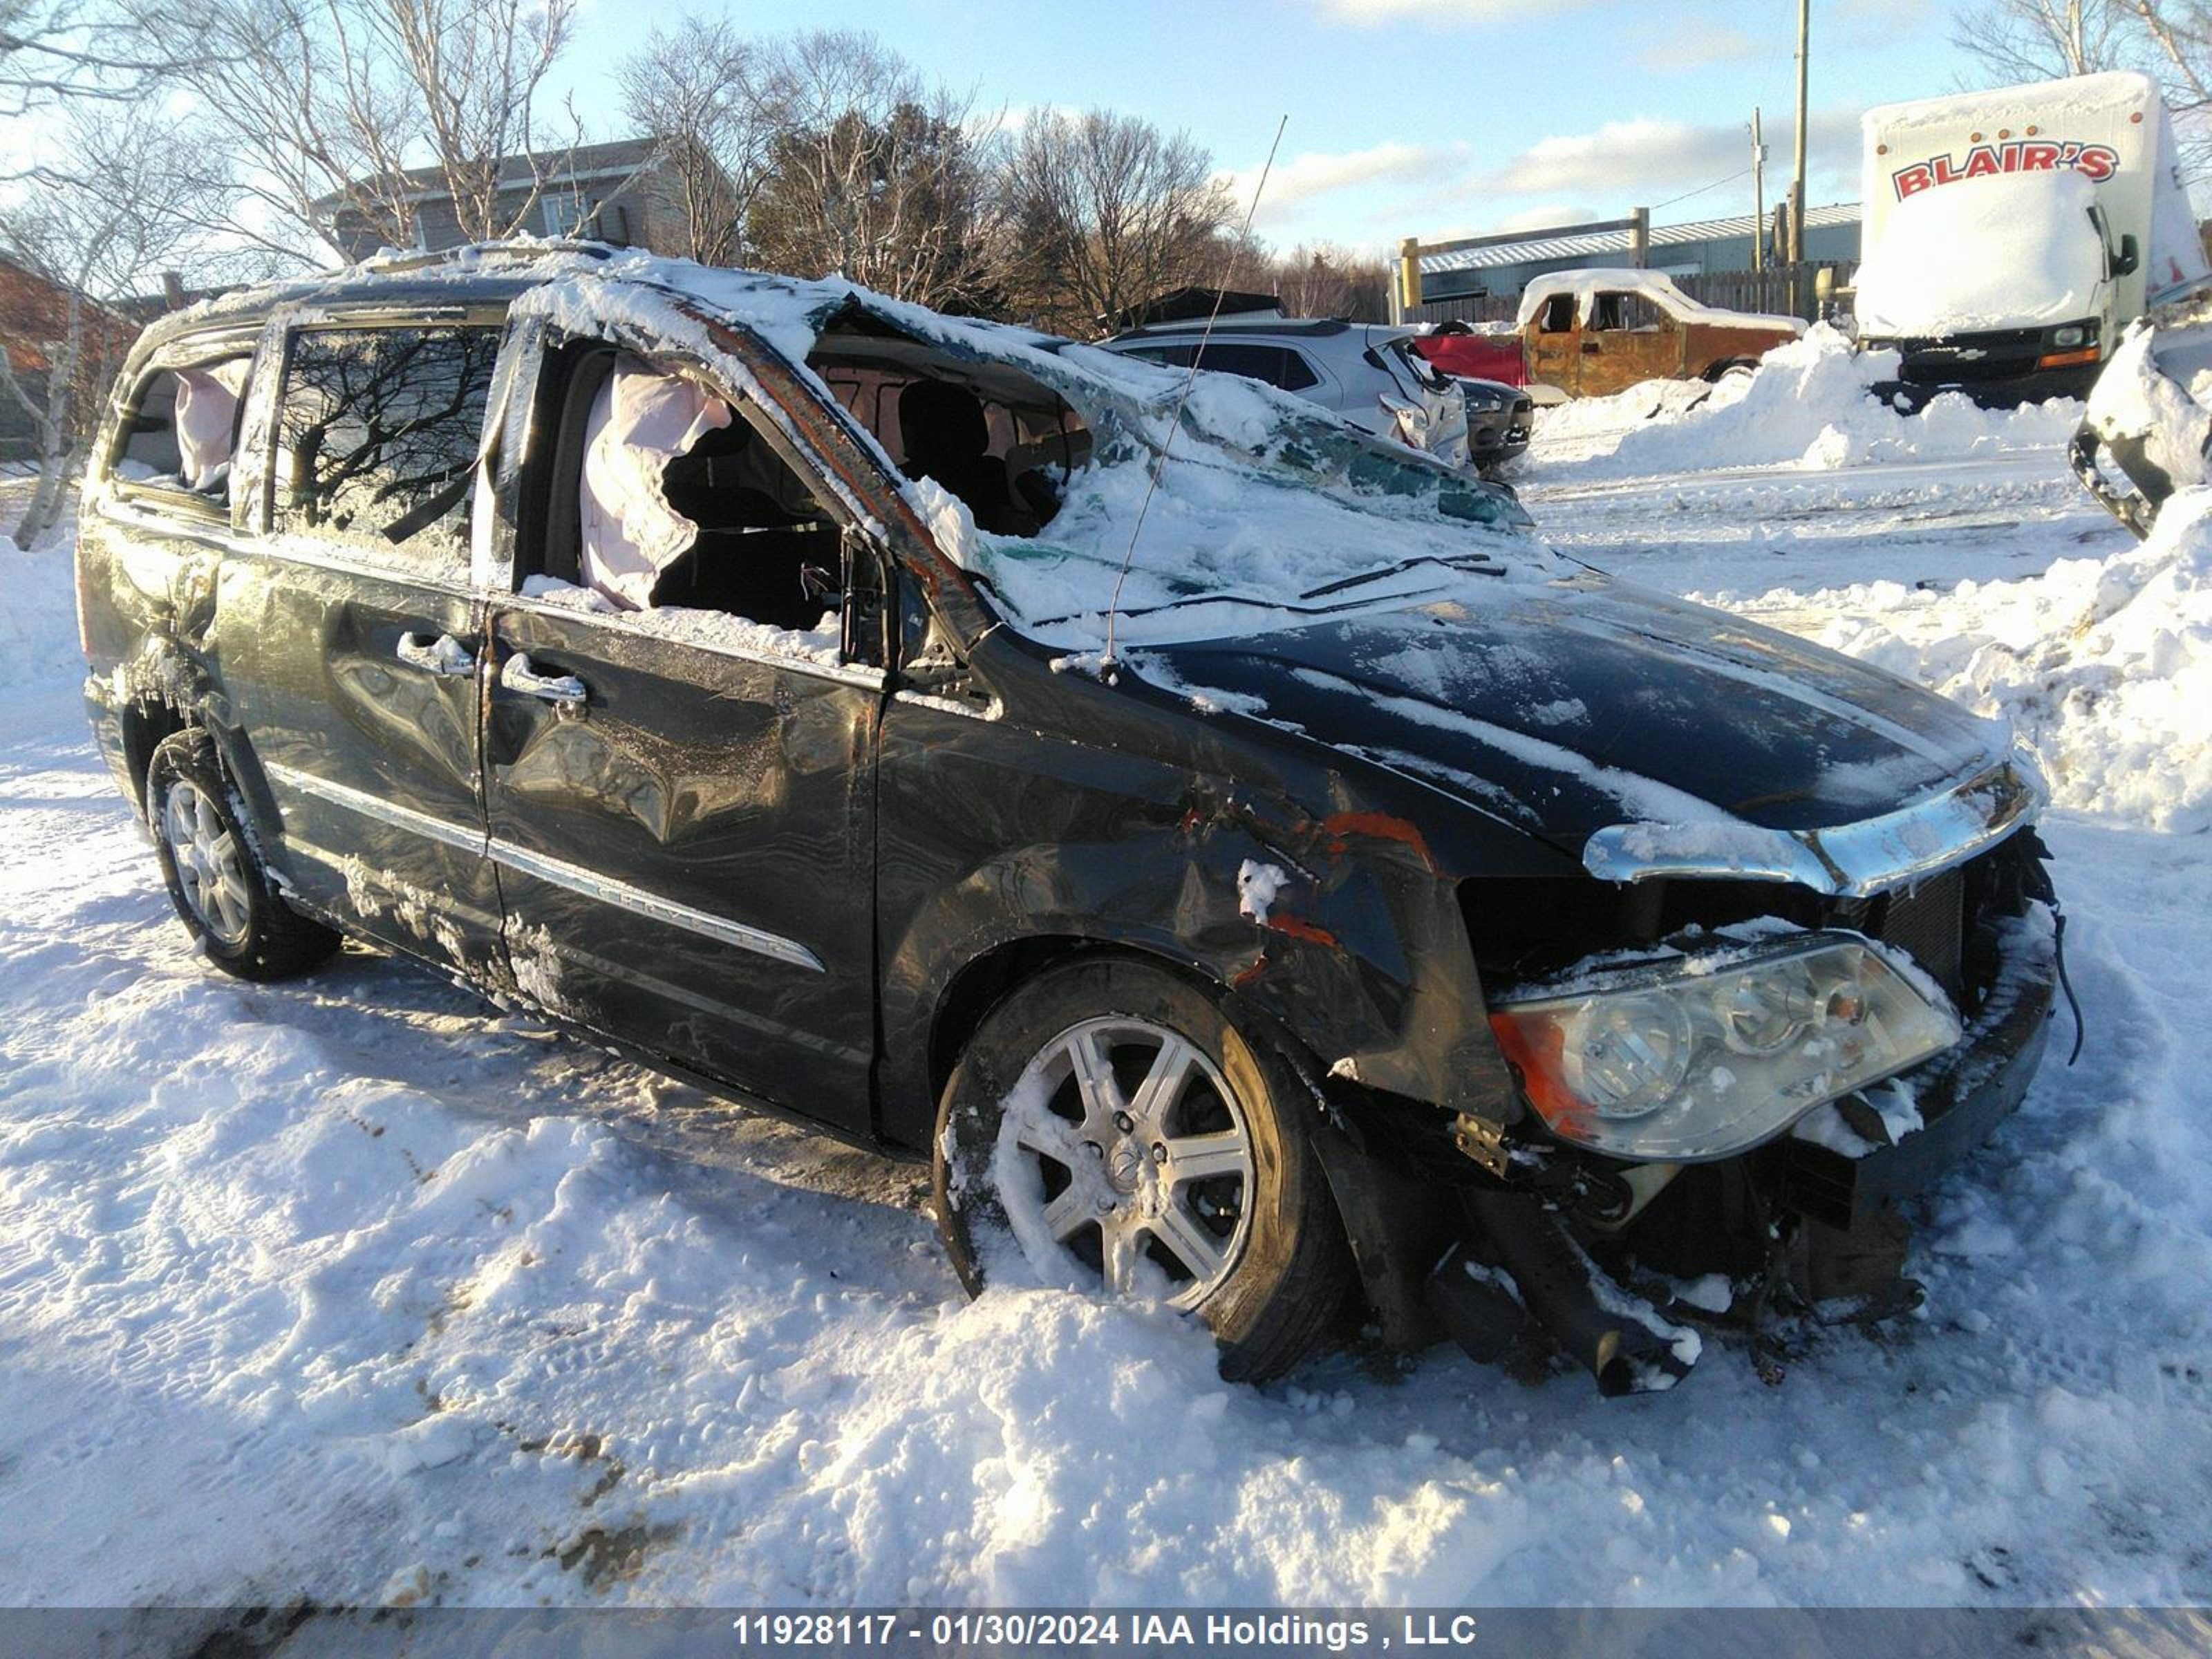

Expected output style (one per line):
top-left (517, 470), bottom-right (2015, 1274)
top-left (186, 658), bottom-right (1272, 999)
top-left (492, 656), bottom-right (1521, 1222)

top-left (1332, 821), bottom-right (2059, 1396)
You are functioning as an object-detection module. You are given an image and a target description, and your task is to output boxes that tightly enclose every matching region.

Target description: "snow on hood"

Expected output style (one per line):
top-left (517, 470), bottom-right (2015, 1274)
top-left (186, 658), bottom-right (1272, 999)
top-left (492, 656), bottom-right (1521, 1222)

top-left (1854, 169), bottom-right (2106, 337)
top-left (2084, 310), bottom-right (2212, 494)
top-left (1132, 571), bottom-right (2012, 856)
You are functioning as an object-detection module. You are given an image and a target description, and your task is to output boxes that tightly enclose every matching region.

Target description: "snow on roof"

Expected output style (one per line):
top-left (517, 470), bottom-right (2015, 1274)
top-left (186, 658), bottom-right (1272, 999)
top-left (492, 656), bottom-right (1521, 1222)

top-left (1862, 69), bottom-right (2157, 138)
top-left (318, 243), bottom-right (1555, 653)
top-left (1512, 268), bottom-right (1804, 335)
top-left (1420, 204), bottom-right (1859, 276)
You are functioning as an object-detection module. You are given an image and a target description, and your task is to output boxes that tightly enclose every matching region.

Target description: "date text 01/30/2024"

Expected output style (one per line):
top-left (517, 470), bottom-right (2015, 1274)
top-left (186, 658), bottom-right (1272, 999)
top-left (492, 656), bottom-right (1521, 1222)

top-left (727, 1612), bottom-right (1484, 1650)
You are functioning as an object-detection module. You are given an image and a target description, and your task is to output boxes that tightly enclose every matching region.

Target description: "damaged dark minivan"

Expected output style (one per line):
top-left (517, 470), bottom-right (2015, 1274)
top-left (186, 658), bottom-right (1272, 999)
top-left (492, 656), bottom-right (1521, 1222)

top-left (77, 244), bottom-right (2059, 1394)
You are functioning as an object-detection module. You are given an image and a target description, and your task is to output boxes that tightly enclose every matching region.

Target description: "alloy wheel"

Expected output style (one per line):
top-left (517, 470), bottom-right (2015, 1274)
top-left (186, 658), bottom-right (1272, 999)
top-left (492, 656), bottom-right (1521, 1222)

top-left (1001, 1016), bottom-right (1257, 1309)
top-left (161, 779), bottom-right (252, 947)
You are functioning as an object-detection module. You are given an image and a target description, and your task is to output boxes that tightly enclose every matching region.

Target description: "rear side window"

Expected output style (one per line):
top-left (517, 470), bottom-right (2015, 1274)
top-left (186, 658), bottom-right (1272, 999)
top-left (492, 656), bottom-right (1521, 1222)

top-left (113, 354), bottom-right (254, 511)
top-left (1120, 342), bottom-right (1194, 368)
top-left (1191, 342), bottom-right (1306, 388)
top-left (272, 325), bottom-right (501, 569)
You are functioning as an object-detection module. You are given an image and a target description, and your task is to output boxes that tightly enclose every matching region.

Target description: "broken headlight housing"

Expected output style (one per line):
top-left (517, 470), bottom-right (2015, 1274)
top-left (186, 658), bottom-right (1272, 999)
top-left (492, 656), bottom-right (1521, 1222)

top-left (1486, 933), bottom-right (1962, 1162)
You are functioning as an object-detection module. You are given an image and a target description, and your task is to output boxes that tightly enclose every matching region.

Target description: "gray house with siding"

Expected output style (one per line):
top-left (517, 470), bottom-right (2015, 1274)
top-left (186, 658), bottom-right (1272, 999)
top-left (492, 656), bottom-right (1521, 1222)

top-left (317, 138), bottom-right (697, 263)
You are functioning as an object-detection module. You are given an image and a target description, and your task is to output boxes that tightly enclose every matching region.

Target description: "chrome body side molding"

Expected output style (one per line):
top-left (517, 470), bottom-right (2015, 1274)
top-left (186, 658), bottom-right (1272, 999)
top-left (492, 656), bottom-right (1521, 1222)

top-left (262, 762), bottom-right (825, 972)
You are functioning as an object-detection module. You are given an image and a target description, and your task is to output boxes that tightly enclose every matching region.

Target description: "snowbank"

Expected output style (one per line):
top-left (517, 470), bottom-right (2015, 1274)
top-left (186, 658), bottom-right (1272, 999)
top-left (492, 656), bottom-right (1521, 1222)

top-left (1527, 326), bottom-right (2083, 481)
top-left (0, 514), bottom-right (82, 695)
top-left (1707, 486), bottom-right (2212, 834)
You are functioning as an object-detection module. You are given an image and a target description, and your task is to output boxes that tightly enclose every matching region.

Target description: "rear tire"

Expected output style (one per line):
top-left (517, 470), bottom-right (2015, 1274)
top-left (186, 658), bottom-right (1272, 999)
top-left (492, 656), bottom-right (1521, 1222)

top-left (147, 729), bottom-right (339, 981)
top-left (932, 955), bottom-right (1353, 1382)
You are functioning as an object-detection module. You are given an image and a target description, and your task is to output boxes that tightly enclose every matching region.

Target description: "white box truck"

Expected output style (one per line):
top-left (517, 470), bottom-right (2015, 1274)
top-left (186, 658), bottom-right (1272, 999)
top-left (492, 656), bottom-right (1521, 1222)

top-left (1853, 71), bottom-right (2211, 404)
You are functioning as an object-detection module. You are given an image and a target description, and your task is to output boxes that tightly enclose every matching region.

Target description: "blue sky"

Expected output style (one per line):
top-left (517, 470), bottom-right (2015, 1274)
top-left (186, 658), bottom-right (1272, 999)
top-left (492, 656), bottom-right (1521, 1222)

top-left (557, 0), bottom-right (1988, 252)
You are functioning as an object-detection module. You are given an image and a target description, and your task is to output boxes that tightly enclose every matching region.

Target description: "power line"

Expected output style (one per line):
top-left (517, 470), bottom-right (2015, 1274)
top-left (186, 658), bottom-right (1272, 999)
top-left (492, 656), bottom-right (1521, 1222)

top-left (1649, 164), bottom-right (1754, 214)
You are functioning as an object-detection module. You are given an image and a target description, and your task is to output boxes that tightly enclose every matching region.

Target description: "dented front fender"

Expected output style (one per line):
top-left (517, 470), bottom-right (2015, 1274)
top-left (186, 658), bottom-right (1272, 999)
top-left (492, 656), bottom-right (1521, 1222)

top-left (872, 636), bottom-right (1537, 1150)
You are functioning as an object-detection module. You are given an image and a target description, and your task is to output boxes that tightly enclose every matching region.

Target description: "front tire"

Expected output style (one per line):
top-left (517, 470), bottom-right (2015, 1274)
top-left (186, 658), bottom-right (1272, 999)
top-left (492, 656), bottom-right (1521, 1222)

top-left (147, 729), bottom-right (339, 981)
top-left (932, 956), bottom-right (1353, 1381)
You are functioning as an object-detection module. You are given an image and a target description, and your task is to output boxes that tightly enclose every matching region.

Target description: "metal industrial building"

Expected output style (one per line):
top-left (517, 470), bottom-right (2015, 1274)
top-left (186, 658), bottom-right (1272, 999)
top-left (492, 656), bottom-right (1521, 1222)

top-left (1412, 203), bottom-right (1862, 318)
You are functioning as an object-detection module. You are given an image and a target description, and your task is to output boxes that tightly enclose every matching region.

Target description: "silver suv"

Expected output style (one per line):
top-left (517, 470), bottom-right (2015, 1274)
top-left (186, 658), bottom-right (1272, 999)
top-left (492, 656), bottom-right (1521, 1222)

top-left (1100, 315), bottom-right (1526, 475)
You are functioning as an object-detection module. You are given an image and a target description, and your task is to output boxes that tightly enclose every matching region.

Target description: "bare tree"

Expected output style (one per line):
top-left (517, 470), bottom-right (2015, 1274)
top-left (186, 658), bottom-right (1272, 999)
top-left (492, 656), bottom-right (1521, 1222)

top-left (745, 31), bottom-right (1003, 310)
top-left (2128, 1), bottom-right (2212, 115)
top-left (138, 0), bottom-right (577, 263)
top-left (0, 0), bottom-right (170, 120)
top-left (1953, 0), bottom-right (2137, 78)
top-left (1, 104), bottom-right (231, 543)
top-left (617, 17), bottom-right (784, 267)
top-left (1000, 109), bottom-right (1234, 335)
top-left (1269, 243), bottom-right (1389, 321)
top-left (364, 0), bottom-right (578, 243)
top-left (1950, 1), bottom-right (2212, 174)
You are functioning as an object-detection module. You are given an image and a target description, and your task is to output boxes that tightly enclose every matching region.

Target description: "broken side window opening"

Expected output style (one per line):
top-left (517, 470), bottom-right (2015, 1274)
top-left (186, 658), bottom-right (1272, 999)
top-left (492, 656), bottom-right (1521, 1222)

top-left (806, 328), bottom-right (1093, 541)
top-left (116, 353), bottom-right (254, 504)
top-left (543, 344), bottom-right (844, 639)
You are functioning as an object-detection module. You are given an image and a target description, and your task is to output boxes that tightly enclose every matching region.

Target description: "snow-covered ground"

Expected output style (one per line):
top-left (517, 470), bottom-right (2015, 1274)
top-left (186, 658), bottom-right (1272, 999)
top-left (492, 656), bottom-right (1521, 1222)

top-left (3, 341), bottom-right (2209, 1624)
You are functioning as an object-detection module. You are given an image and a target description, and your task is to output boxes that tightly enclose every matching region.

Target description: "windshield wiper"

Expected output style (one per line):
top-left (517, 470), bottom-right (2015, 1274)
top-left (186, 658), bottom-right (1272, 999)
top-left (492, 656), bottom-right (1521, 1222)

top-left (1297, 552), bottom-right (1501, 601)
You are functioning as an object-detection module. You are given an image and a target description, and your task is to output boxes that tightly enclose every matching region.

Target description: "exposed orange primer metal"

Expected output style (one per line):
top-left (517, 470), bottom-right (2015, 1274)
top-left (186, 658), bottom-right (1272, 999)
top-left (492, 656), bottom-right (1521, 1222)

top-left (1322, 810), bottom-right (1434, 868)
top-left (1266, 912), bottom-right (1341, 950)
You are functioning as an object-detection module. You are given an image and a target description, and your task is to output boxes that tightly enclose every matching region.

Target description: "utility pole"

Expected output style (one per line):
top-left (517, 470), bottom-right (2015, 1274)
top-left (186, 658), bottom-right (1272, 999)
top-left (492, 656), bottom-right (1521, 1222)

top-left (1790, 0), bottom-right (1810, 314)
top-left (1751, 105), bottom-right (1767, 275)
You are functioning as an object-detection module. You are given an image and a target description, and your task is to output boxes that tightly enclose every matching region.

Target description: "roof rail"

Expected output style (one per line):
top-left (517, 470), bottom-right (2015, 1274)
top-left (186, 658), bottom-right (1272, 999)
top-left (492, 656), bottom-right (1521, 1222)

top-left (353, 238), bottom-right (618, 276)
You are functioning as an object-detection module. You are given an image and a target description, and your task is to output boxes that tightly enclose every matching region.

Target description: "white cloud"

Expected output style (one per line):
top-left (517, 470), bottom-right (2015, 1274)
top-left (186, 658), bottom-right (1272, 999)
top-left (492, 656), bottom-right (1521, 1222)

top-left (1208, 108), bottom-right (1866, 253)
top-left (1472, 109), bottom-right (1860, 202)
top-left (1221, 140), bottom-right (1469, 224)
top-left (1314, 0), bottom-right (1593, 23)
top-left (1643, 23), bottom-right (1762, 71)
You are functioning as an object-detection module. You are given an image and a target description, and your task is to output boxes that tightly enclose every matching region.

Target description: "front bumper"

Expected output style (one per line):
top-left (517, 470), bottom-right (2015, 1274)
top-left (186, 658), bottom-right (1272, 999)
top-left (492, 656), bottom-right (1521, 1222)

top-left (1867, 335), bottom-right (2102, 409)
top-left (1467, 403), bottom-right (1532, 469)
top-left (1779, 909), bottom-right (2057, 1229)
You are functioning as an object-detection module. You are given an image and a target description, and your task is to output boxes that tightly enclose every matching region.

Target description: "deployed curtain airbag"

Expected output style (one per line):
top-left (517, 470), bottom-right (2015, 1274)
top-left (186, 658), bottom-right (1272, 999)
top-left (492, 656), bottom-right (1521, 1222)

top-left (579, 357), bottom-right (732, 609)
top-left (174, 359), bottom-right (252, 493)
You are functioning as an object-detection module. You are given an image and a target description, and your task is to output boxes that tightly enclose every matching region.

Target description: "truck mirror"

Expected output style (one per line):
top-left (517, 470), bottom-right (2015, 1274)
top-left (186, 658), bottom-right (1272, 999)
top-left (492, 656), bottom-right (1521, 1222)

top-left (2115, 233), bottom-right (2141, 279)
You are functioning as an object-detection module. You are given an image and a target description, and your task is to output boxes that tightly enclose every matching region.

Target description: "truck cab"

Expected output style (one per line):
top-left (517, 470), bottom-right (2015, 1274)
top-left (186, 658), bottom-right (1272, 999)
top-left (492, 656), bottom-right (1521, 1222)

top-left (1513, 270), bottom-right (1802, 400)
top-left (1852, 71), bottom-right (2212, 406)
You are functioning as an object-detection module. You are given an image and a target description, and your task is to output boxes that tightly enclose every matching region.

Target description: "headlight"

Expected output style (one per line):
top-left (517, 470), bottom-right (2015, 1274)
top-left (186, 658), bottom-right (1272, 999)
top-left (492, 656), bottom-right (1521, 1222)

top-left (1460, 384), bottom-right (1509, 411)
top-left (2052, 324), bottom-right (2087, 348)
top-left (1487, 933), bottom-right (1960, 1162)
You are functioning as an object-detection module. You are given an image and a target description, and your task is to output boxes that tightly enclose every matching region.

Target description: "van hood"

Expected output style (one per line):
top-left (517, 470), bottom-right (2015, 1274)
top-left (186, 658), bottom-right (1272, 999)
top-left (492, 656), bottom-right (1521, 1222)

top-left (1135, 573), bottom-right (2038, 893)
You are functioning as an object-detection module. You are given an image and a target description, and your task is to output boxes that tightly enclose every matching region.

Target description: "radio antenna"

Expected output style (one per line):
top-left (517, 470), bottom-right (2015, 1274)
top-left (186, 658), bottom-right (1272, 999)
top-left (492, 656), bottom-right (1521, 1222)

top-left (1100, 113), bottom-right (1289, 676)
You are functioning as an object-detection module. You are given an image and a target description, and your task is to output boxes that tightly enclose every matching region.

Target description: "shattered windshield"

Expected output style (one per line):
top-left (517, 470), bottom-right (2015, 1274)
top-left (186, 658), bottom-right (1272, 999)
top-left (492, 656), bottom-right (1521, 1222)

top-left (558, 259), bottom-right (1559, 653)
top-left (767, 285), bottom-right (1557, 651)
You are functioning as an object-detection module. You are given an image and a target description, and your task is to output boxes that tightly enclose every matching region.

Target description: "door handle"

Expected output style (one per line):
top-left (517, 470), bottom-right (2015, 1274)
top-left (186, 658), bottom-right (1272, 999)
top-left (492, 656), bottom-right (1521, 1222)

top-left (1580, 341), bottom-right (1601, 353)
top-left (396, 631), bottom-right (476, 677)
top-left (500, 651), bottom-right (588, 716)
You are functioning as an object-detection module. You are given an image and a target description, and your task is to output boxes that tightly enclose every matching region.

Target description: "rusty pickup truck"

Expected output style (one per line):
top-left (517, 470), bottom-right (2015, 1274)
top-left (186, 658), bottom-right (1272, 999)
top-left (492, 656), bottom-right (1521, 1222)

top-left (1514, 270), bottom-right (1803, 399)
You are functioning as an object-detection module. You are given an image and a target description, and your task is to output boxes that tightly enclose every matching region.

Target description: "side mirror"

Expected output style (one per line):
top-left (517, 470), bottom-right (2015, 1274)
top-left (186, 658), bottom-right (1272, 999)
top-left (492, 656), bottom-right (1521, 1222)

top-left (2115, 233), bottom-right (2140, 279)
